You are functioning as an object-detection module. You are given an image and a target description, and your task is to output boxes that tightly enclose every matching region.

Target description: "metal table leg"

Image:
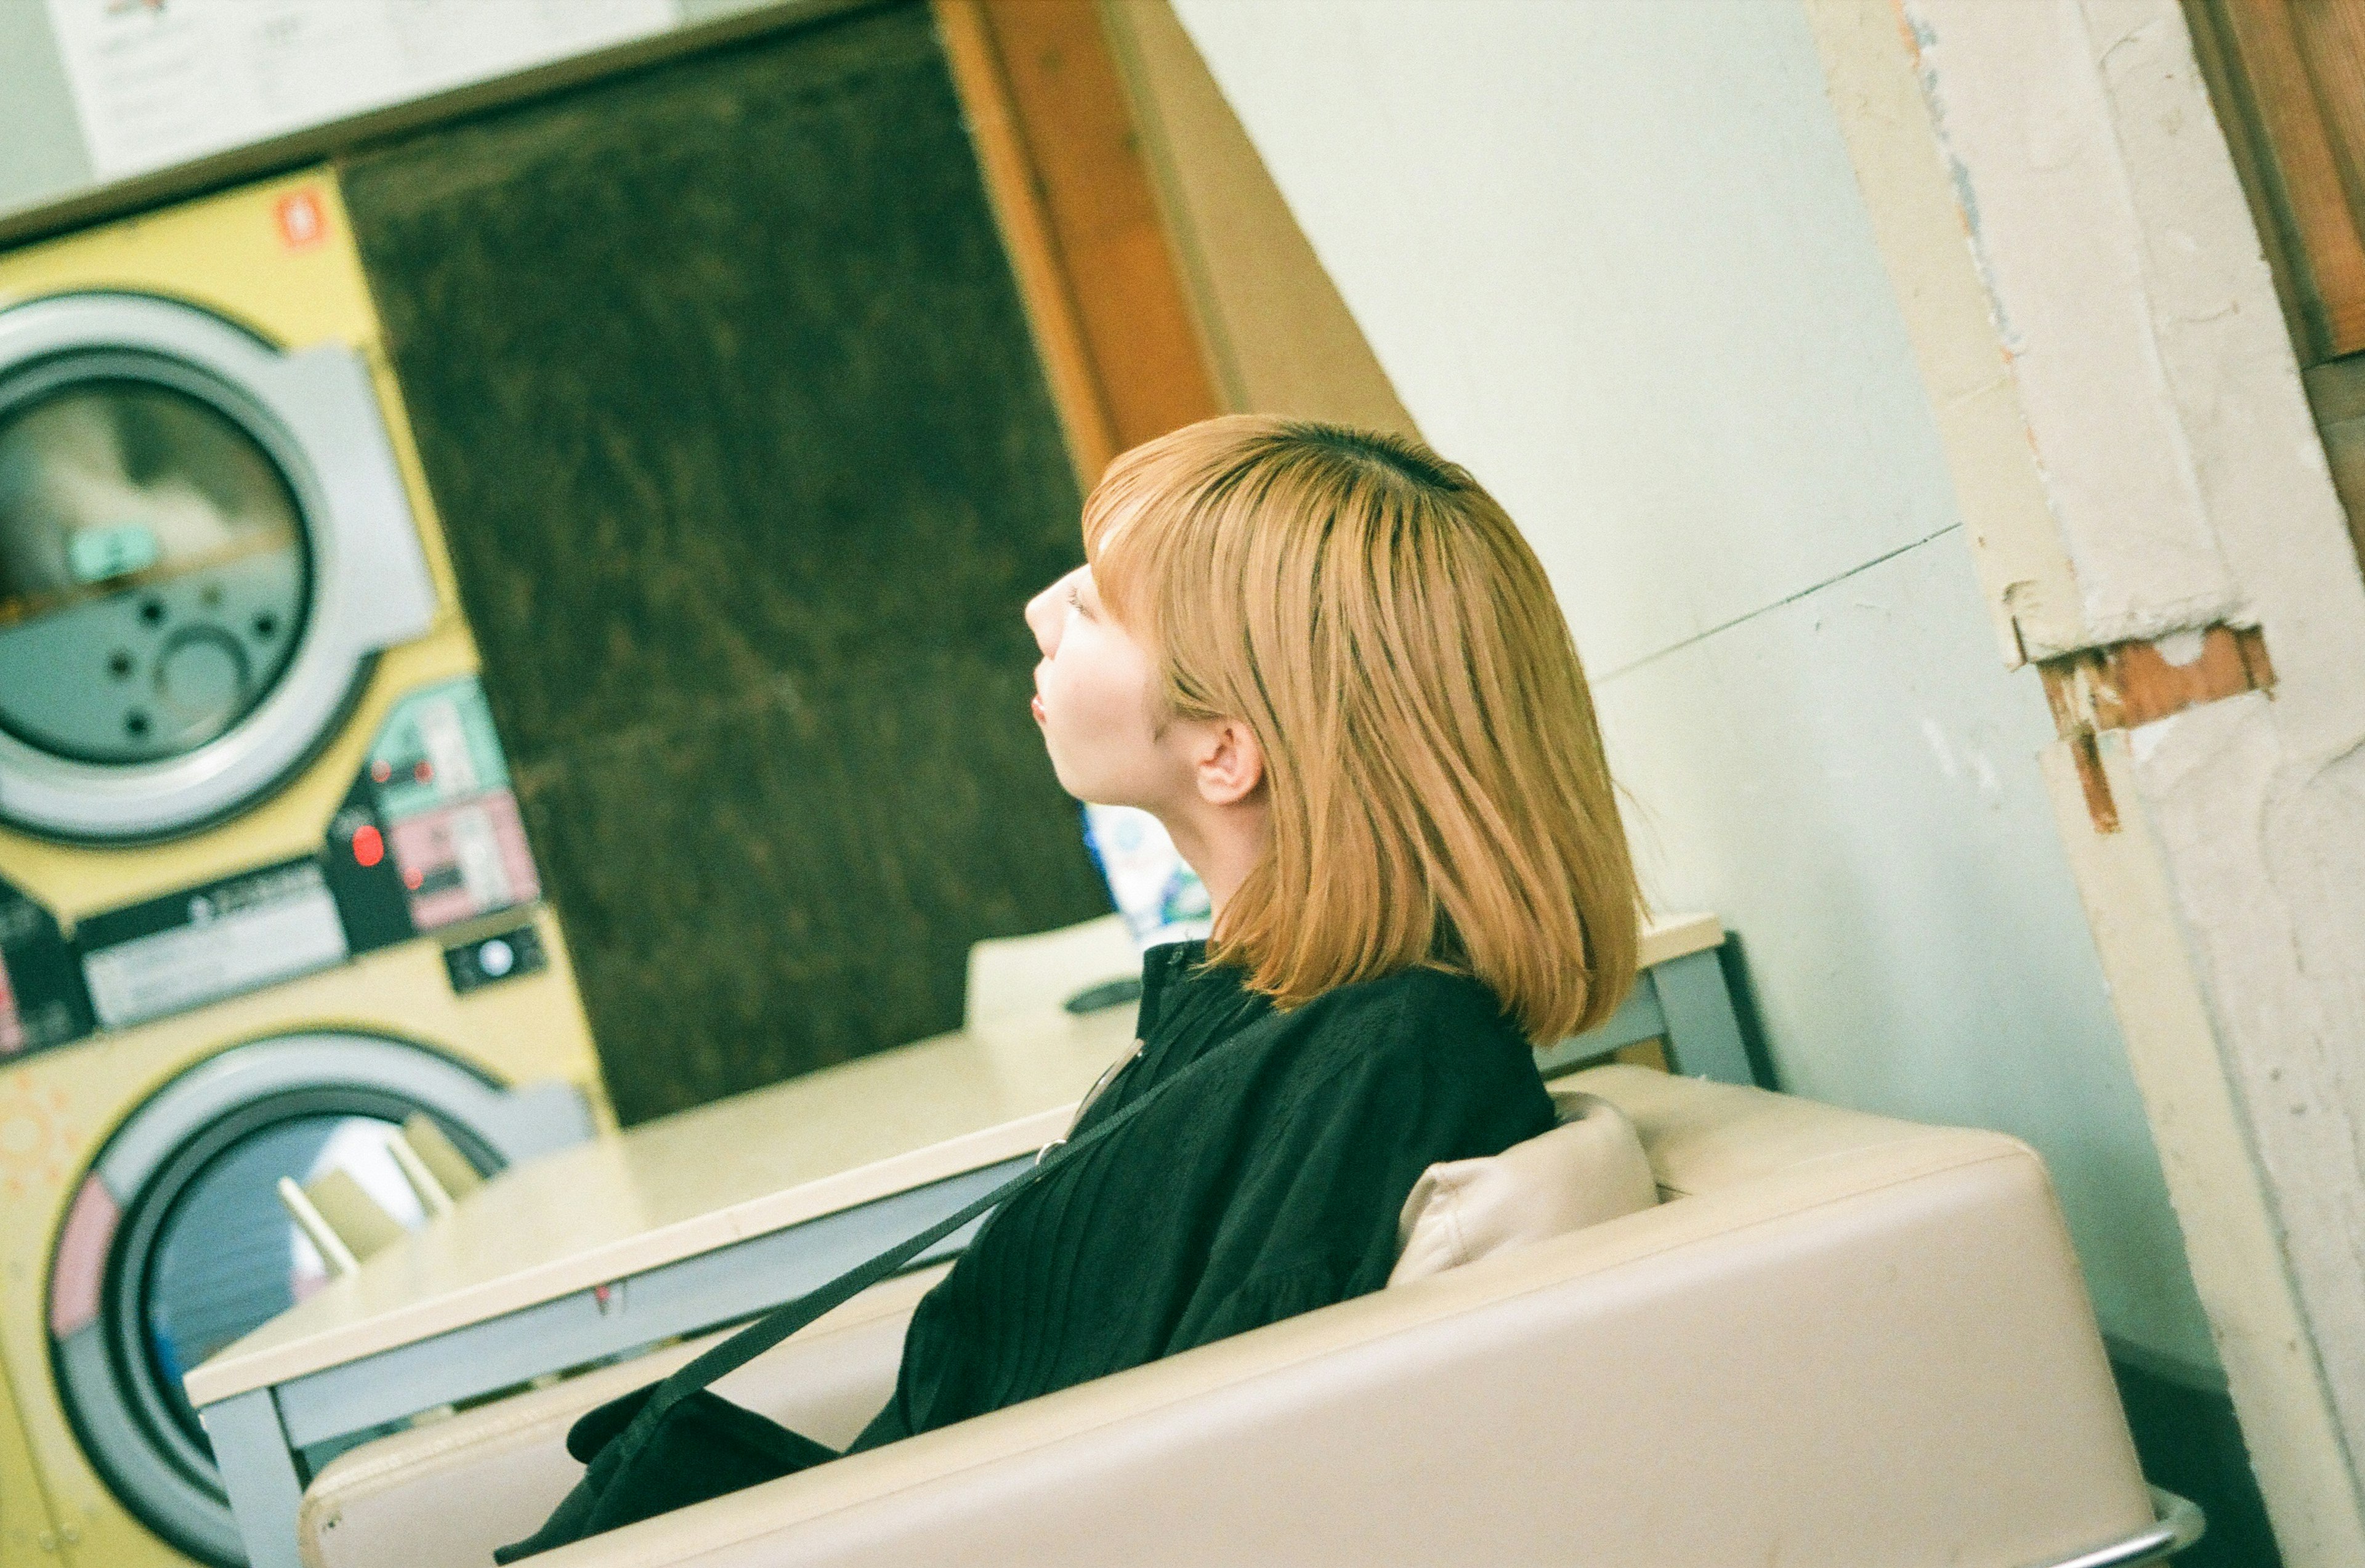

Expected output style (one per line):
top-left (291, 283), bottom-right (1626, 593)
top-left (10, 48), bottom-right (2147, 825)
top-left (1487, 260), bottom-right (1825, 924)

top-left (200, 1388), bottom-right (306, 1568)
top-left (1533, 940), bottom-right (1759, 1088)
top-left (1651, 947), bottom-right (1754, 1085)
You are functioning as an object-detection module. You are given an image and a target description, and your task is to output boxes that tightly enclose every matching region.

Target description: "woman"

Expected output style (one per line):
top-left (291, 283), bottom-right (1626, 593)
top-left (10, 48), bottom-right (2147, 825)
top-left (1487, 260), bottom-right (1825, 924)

top-left (503, 416), bottom-right (1638, 1556)
top-left (852, 413), bottom-right (1639, 1447)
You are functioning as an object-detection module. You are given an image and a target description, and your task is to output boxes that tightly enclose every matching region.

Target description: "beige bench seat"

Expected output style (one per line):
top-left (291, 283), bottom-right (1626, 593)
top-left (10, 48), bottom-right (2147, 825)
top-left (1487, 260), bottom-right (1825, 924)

top-left (300, 1065), bottom-right (2163, 1567)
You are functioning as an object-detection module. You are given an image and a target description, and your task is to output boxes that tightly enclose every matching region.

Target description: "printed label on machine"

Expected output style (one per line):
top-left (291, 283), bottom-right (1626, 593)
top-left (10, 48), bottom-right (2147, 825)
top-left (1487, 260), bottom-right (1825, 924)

top-left (79, 860), bottom-right (350, 1030)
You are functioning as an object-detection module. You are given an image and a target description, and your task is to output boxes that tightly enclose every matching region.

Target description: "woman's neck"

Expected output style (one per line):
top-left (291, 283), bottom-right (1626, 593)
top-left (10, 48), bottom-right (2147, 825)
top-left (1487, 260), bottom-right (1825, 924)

top-left (1155, 796), bottom-right (1269, 923)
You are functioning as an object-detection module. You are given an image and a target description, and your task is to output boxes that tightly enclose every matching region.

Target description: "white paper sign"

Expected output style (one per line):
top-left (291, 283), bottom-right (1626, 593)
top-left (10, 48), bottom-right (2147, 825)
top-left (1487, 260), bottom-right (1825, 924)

top-left (44, 0), bottom-right (678, 182)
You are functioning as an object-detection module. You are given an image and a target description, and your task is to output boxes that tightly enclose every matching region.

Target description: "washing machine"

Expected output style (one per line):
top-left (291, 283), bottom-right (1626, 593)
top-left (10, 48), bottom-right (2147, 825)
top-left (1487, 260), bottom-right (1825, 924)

top-left (0, 172), bottom-right (616, 1567)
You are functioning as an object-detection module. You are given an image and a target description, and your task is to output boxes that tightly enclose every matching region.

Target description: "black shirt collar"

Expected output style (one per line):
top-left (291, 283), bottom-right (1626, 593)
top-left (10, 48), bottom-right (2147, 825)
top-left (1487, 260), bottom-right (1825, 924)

top-left (1135, 938), bottom-right (1264, 1047)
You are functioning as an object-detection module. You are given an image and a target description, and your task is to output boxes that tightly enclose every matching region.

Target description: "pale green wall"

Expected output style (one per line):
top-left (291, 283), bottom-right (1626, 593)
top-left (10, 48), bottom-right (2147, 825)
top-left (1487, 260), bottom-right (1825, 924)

top-left (1173, 0), bottom-right (2218, 1380)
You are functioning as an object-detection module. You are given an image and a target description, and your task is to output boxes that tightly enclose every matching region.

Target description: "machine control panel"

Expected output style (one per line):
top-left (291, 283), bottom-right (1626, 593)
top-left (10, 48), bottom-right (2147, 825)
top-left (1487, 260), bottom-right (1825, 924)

top-left (0, 675), bottom-right (551, 1059)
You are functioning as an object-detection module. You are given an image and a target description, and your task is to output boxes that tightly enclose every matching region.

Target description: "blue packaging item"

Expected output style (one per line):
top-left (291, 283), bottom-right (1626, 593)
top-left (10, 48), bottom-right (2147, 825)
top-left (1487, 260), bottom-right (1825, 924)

top-left (1080, 804), bottom-right (1212, 952)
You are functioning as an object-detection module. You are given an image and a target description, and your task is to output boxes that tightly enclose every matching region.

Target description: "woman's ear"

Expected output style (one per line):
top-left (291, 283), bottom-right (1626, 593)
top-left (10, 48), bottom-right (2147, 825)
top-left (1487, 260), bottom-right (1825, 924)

top-left (1193, 717), bottom-right (1265, 807)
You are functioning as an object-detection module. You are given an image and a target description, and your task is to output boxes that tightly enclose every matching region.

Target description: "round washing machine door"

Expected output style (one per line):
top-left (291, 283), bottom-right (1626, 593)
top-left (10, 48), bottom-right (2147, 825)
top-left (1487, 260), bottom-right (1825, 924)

top-left (0, 293), bottom-right (438, 843)
top-left (47, 1032), bottom-right (588, 1566)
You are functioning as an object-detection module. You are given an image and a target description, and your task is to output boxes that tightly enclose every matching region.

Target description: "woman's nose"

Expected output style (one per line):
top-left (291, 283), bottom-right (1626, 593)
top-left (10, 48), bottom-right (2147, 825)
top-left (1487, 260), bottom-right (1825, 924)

top-left (1024, 575), bottom-right (1069, 657)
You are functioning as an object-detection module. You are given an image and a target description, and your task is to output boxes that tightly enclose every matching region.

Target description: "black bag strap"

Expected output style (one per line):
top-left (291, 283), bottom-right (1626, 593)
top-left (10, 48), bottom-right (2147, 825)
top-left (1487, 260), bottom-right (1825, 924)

top-left (602, 1046), bottom-right (1172, 1473)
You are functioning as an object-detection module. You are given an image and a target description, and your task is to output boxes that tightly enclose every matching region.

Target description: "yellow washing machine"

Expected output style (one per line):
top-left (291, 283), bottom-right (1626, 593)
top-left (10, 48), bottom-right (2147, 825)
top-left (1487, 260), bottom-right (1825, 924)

top-left (0, 173), bottom-right (615, 1567)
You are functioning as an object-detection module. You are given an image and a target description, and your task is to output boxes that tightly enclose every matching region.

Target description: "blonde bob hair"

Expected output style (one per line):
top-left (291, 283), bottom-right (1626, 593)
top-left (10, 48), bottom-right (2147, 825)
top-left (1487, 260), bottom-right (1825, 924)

top-left (1083, 415), bottom-right (1640, 1043)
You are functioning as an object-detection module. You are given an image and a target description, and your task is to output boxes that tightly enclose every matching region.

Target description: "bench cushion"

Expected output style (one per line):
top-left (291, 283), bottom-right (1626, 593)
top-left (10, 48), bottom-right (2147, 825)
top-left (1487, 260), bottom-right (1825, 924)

top-left (1389, 1086), bottom-right (1658, 1283)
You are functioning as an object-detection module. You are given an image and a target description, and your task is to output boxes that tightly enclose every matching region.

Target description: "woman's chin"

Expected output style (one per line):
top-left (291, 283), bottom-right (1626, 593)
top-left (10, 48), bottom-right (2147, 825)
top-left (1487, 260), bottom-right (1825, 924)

top-left (1053, 769), bottom-right (1126, 810)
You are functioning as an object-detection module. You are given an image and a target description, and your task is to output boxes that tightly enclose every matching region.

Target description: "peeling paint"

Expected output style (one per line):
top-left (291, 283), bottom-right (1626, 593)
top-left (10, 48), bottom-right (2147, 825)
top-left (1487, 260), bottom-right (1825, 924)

top-left (1943, 146), bottom-right (1985, 246)
top-left (1815, 0), bottom-right (2090, 667)
top-left (1905, 0), bottom-right (2243, 639)
top-left (2055, 732), bottom-right (2365, 1567)
top-left (1901, 18), bottom-right (2023, 354)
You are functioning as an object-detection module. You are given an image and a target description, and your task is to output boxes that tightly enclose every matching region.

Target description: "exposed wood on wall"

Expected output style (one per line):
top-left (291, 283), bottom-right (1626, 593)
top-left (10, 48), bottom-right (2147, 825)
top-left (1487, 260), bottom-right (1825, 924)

top-left (2040, 625), bottom-right (2276, 735)
top-left (935, 0), bottom-right (1219, 485)
top-left (2188, 0), bottom-right (2365, 582)
top-left (2183, 0), bottom-right (2316, 362)
top-left (2037, 624), bottom-right (2278, 834)
top-left (2187, 0), bottom-right (2365, 362)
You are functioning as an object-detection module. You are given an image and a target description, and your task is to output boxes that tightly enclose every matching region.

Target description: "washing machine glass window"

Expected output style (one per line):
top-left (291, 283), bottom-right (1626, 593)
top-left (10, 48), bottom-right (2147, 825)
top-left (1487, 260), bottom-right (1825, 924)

top-left (0, 291), bottom-right (441, 841)
top-left (0, 376), bottom-right (313, 764)
top-left (49, 1033), bottom-right (540, 1566)
top-left (141, 1112), bottom-right (427, 1450)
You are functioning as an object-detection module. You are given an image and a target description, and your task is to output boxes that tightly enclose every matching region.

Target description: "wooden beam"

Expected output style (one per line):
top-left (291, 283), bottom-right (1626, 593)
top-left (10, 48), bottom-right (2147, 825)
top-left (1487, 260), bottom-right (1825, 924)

top-left (2215, 0), bottom-right (2365, 358)
top-left (935, 0), bottom-right (1220, 488)
top-left (1097, 0), bottom-right (1422, 438)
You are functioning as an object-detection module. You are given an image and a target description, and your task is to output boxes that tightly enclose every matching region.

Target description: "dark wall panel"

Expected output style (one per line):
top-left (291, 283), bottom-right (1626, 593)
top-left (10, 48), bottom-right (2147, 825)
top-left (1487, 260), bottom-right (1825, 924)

top-left (341, 1), bottom-right (1110, 1123)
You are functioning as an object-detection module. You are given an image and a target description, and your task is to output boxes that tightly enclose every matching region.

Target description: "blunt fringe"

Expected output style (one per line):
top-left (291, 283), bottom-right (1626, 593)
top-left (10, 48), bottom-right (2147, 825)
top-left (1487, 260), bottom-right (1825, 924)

top-left (1081, 414), bottom-right (1641, 1043)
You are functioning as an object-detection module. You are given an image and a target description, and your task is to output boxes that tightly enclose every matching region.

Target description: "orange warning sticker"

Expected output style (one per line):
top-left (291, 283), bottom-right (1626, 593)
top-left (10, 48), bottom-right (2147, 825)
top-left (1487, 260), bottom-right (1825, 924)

top-left (276, 188), bottom-right (328, 250)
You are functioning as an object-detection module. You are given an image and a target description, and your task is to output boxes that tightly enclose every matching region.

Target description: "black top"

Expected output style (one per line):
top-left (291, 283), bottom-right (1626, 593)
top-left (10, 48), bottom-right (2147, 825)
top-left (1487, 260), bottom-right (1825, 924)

top-left (849, 939), bottom-right (1556, 1450)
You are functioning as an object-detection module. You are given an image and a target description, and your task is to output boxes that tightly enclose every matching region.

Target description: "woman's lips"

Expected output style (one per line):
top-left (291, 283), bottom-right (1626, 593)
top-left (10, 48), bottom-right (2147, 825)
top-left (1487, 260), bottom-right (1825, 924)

top-left (1031, 695), bottom-right (1046, 723)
